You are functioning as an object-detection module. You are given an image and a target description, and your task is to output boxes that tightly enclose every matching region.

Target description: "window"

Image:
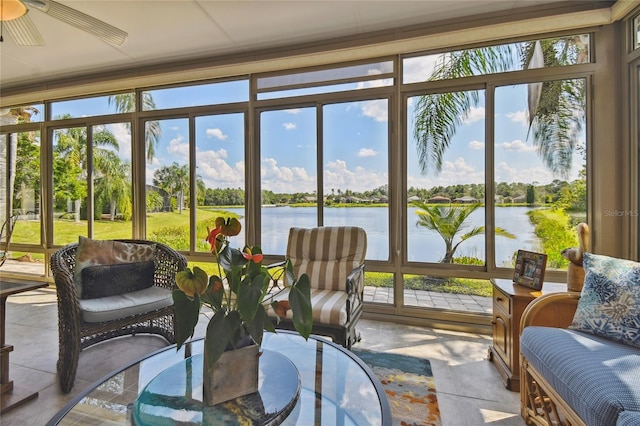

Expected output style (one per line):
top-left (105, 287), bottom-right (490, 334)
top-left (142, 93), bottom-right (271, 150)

top-left (406, 90), bottom-right (486, 264)
top-left (142, 80), bottom-right (249, 110)
top-left (195, 112), bottom-right (246, 250)
top-left (323, 99), bottom-right (390, 261)
top-left (403, 35), bottom-right (590, 84)
top-left (91, 123), bottom-right (132, 239)
top-left (260, 107), bottom-right (317, 253)
top-left (257, 61), bottom-right (394, 99)
top-left (494, 80), bottom-right (586, 270)
top-left (51, 94), bottom-right (134, 119)
top-left (145, 118), bottom-right (190, 249)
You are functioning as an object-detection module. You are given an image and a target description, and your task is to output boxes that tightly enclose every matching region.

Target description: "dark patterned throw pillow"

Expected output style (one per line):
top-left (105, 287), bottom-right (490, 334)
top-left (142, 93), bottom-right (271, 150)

top-left (81, 260), bottom-right (155, 299)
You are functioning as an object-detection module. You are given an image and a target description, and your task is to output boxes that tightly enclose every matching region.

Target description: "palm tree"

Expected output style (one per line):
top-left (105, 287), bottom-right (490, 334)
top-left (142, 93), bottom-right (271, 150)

top-left (413, 37), bottom-right (587, 178)
top-left (52, 119), bottom-right (120, 221)
top-left (412, 202), bottom-right (515, 263)
top-left (108, 93), bottom-right (161, 162)
top-left (153, 163), bottom-right (189, 214)
top-left (94, 155), bottom-right (132, 221)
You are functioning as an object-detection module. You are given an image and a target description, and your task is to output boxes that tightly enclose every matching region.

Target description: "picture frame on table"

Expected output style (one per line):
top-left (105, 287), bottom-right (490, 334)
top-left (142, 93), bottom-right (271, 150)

top-left (513, 250), bottom-right (547, 290)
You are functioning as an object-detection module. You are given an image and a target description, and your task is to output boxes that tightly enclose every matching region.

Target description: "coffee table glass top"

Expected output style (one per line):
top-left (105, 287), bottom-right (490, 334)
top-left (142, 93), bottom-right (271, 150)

top-left (48, 331), bottom-right (391, 425)
top-left (133, 350), bottom-right (300, 425)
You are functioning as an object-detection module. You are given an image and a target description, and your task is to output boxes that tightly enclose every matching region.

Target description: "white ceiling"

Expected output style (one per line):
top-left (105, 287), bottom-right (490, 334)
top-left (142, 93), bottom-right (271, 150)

top-left (0, 0), bottom-right (618, 92)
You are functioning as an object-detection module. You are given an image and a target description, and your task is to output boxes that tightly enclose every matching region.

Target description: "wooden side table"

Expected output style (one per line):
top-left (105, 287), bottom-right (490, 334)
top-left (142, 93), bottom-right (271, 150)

top-left (487, 278), bottom-right (575, 391)
top-left (1, 279), bottom-right (49, 413)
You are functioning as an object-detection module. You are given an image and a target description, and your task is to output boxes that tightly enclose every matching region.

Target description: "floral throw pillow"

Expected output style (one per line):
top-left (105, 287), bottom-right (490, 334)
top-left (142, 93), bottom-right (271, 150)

top-left (569, 252), bottom-right (640, 348)
top-left (73, 237), bottom-right (156, 297)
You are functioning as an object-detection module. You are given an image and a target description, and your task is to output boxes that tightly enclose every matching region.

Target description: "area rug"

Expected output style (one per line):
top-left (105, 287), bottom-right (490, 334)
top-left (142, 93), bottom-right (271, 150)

top-left (352, 349), bottom-right (441, 426)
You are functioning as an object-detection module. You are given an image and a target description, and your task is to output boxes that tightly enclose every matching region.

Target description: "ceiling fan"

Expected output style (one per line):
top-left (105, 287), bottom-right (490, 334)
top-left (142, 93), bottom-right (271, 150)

top-left (0, 0), bottom-right (127, 46)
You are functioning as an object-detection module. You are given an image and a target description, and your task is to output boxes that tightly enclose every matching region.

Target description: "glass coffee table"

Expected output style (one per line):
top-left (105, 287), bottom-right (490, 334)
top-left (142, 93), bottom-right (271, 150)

top-left (47, 331), bottom-right (391, 425)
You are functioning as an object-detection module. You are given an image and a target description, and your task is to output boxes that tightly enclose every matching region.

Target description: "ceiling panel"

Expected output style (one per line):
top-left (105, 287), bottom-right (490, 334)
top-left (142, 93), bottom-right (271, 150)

top-left (0, 0), bottom-right (615, 92)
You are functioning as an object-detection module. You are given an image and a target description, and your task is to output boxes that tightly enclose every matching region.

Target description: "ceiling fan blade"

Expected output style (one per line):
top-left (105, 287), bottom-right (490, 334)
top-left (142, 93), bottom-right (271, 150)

top-left (4, 14), bottom-right (44, 46)
top-left (22, 0), bottom-right (128, 46)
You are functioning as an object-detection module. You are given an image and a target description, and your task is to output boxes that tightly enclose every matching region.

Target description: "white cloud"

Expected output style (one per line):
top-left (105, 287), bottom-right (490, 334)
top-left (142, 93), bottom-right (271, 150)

top-left (283, 122), bottom-right (296, 130)
top-left (285, 109), bottom-right (301, 115)
top-left (167, 135), bottom-right (189, 158)
top-left (462, 106), bottom-right (485, 124)
top-left (105, 123), bottom-right (132, 160)
top-left (324, 159), bottom-right (388, 193)
top-left (261, 157), bottom-right (315, 192)
top-left (507, 110), bottom-right (528, 126)
top-left (196, 148), bottom-right (244, 188)
top-left (206, 128), bottom-right (228, 140)
top-left (501, 139), bottom-right (535, 152)
top-left (402, 55), bottom-right (440, 84)
top-left (357, 148), bottom-right (378, 157)
top-left (359, 99), bottom-right (388, 122)
top-left (495, 161), bottom-right (555, 184)
top-left (469, 140), bottom-right (484, 150)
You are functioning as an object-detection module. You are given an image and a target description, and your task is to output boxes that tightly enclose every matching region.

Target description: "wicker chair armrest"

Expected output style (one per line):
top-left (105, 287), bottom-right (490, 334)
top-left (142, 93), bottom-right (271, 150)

top-left (520, 291), bottom-right (581, 331)
top-left (51, 245), bottom-right (82, 320)
top-left (148, 242), bottom-right (188, 290)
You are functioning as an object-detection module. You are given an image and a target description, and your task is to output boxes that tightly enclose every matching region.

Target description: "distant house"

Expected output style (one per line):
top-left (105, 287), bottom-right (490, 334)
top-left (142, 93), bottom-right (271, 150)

top-left (407, 195), bottom-right (421, 202)
top-left (512, 195), bottom-right (526, 203)
top-left (428, 195), bottom-right (451, 204)
top-left (454, 196), bottom-right (479, 203)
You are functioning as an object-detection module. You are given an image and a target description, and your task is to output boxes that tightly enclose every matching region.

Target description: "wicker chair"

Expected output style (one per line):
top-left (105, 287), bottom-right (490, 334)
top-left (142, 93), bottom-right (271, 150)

top-left (51, 239), bottom-right (187, 393)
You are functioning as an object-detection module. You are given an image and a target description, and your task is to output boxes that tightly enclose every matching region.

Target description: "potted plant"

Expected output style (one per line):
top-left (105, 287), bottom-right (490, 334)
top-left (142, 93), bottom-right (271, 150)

top-left (172, 216), bottom-right (312, 405)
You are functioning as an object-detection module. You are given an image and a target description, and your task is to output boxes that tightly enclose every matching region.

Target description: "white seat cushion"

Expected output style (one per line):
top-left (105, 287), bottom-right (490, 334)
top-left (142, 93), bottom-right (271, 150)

top-left (270, 288), bottom-right (348, 326)
top-left (79, 286), bottom-right (173, 323)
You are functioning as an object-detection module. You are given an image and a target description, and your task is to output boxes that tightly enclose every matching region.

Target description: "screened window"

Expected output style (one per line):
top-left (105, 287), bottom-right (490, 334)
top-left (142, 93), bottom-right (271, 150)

top-left (142, 80), bottom-right (249, 110)
top-left (403, 34), bottom-right (590, 84)
top-left (51, 93), bottom-right (134, 119)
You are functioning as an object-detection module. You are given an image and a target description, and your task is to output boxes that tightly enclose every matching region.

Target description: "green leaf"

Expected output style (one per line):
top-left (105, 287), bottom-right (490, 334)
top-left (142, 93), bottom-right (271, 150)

top-left (237, 273), bottom-right (266, 323)
top-left (204, 310), bottom-right (241, 369)
top-left (172, 290), bottom-right (200, 349)
top-left (202, 275), bottom-right (223, 310)
top-left (246, 304), bottom-right (270, 345)
top-left (289, 273), bottom-right (312, 339)
top-left (218, 245), bottom-right (245, 272)
top-left (284, 260), bottom-right (296, 286)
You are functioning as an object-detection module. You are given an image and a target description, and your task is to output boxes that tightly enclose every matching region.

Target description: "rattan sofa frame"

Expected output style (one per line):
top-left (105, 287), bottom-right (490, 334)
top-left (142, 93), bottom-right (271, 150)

top-left (51, 239), bottom-right (187, 393)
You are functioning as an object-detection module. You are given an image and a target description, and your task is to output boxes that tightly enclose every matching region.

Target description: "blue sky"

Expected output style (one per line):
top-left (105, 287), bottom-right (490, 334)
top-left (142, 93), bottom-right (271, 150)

top-left (51, 56), bottom-right (584, 195)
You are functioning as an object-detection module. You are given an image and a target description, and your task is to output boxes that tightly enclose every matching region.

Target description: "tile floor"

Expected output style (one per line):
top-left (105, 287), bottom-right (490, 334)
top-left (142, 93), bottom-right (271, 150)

top-left (1, 287), bottom-right (524, 426)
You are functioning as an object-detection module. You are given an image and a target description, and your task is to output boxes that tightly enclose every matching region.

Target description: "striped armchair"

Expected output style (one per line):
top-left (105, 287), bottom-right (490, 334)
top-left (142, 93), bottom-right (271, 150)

top-left (274, 226), bottom-right (367, 349)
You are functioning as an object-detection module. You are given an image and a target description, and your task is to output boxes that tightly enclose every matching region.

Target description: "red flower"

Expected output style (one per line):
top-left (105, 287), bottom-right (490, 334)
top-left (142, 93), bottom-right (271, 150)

top-left (242, 246), bottom-right (263, 264)
top-left (273, 300), bottom-right (290, 318)
top-left (206, 226), bottom-right (222, 253)
top-left (211, 278), bottom-right (224, 293)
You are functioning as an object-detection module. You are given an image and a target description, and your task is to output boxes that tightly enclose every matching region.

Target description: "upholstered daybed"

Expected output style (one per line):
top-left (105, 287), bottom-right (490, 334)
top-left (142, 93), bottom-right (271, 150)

top-left (520, 253), bottom-right (640, 426)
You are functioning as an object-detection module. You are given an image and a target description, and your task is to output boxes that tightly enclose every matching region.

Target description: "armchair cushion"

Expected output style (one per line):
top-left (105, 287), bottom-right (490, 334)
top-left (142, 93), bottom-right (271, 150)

top-left (286, 226), bottom-right (367, 291)
top-left (73, 236), bottom-right (156, 295)
top-left (79, 286), bottom-right (173, 323)
top-left (81, 260), bottom-right (155, 299)
top-left (272, 288), bottom-right (349, 325)
top-left (569, 252), bottom-right (640, 348)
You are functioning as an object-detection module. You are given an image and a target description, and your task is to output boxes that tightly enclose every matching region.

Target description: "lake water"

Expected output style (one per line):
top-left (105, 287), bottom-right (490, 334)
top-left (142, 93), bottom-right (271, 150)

top-left (222, 206), bottom-right (539, 265)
